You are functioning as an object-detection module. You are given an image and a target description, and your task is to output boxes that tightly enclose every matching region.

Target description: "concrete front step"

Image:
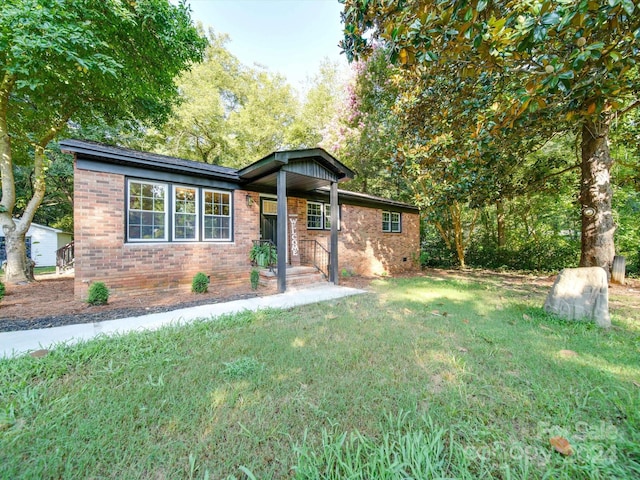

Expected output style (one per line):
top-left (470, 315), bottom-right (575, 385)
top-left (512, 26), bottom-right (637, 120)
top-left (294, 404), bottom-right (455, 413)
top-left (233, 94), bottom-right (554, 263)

top-left (258, 266), bottom-right (327, 288)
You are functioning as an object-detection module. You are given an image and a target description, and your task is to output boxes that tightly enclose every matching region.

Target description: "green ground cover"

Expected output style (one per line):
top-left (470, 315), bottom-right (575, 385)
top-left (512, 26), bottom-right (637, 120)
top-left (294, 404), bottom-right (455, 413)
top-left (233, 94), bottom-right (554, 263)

top-left (1, 274), bottom-right (638, 479)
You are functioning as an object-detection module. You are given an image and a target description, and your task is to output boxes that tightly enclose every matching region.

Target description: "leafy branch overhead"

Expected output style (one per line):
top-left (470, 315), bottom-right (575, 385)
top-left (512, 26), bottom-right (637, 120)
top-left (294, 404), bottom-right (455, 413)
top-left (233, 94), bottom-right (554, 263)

top-left (342, 0), bottom-right (639, 119)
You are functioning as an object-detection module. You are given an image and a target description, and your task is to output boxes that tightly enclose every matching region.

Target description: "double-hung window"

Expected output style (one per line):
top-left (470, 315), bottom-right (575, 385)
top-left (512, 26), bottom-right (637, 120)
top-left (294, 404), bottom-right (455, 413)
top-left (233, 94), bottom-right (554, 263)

top-left (307, 202), bottom-right (324, 229)
top-left (126, 179), bottom-right (233, 242)
top-left (128, 181), bottom-right (168, 241)
top-left (382, 211), bottom-right (401, 233)
top-left (324, 204), bottom-right (340, 230)
top-left (307, 201), bottom-right (340, 230)
top-left (203, 190), bottom-right (231, 241)
top-left (174, 186), bottom-right (198, 240)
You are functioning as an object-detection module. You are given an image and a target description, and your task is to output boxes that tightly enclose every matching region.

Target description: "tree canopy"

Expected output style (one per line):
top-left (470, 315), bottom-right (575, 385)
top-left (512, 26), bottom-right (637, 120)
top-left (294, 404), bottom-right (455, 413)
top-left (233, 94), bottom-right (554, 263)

top-left (0, 0), bottom-right (206, 283)
top-left (341, 0), bottom-right (640, 271)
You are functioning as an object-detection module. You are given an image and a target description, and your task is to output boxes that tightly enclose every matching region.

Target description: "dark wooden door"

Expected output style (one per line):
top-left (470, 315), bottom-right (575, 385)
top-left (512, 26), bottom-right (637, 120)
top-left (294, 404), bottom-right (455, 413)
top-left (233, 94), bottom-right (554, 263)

top-left (261, 215), bottom-right (277, 246)
top-left (260, 198), bottom-right (278, 246)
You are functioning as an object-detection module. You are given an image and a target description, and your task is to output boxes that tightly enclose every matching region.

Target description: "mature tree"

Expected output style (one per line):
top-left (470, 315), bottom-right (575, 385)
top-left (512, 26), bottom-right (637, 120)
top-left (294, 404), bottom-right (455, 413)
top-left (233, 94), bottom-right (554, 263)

top-left (143, 30), bottom-right (244, 164)
top-left (0, 0), bottom-right (206, 283)
top-left (342, 0), bottom-right (640, 272)
top-left (226, 69), bottom-right (298, 167)
top-left (287, 59), bottom-right (345, 149)
top-left (140, 29), bottom-right (300, 168)
top-left (326, 49), bottom-right (411, 199)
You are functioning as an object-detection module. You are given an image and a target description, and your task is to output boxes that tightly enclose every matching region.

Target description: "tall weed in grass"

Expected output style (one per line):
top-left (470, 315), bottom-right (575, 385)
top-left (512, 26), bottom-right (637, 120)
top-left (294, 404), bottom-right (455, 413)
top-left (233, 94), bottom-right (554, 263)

top-left (1, 274), bottom-right (639, 478)
top-left (293, 411), bottom-right (477, 479)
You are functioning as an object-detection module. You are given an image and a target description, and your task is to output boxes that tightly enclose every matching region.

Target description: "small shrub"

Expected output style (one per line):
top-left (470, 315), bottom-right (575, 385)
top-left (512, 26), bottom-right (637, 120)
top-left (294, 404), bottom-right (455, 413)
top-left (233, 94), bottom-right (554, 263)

top-left (192, 272), bottom-right (209, 293)
top-left (0, 282), bottom-right (5, 301)
top-left (250, 268), bottom-right (260, 290)
top-left (341, 268), bottom-right (353, 278)
top-left (87, 282), bottom-right (109, 305)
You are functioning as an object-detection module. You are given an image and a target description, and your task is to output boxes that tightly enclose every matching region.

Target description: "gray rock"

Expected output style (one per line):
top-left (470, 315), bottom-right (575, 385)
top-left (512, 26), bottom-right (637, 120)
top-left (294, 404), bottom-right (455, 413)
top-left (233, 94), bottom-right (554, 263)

top-left (543, 267), bottom-right (610, 328)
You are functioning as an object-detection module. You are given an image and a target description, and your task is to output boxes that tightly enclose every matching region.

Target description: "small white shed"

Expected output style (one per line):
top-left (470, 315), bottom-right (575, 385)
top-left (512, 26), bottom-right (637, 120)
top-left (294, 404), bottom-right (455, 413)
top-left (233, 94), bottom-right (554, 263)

top-left (0, 223), bottom-right (73, 267)
top-left (28, 223), bottom-right (73, 267)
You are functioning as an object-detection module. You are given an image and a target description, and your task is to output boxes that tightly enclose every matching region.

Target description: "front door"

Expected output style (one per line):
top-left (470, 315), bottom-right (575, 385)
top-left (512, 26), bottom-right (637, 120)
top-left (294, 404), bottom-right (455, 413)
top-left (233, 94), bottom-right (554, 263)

top-left (260, 198), bottom-right (278, 246)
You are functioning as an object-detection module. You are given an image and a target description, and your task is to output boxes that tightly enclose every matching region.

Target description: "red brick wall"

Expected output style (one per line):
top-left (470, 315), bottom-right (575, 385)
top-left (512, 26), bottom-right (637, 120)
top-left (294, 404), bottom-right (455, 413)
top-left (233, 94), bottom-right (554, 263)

top-left (74, 165), bottom-right (419, 298)
top-left (288, 198), bottom-right (420, 277)
top-left (74, 166), bottom-right (260, 299)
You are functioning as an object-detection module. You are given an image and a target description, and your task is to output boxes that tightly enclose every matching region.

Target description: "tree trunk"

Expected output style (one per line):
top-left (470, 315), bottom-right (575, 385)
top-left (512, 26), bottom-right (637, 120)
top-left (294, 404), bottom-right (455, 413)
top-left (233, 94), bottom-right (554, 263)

top-left (496, 199), bottom-right (506, 247)
top-left (3, 224), bottom-right (35, 284)
top-left (579, 118), bottom-right (615, 273)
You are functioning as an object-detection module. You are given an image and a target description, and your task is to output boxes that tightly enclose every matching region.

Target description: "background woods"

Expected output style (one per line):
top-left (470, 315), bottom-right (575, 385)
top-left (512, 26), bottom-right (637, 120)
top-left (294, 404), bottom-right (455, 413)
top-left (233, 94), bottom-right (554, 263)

top-left (3, 0), bottom-right (639, 283)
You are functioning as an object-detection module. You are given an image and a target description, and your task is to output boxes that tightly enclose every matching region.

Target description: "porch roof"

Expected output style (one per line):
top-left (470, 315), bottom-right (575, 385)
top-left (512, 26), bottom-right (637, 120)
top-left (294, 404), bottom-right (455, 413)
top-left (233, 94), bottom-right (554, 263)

top-left (61, 140), bottom-right (356, 194)
top-left (238, 148), bottom-right (355, 193)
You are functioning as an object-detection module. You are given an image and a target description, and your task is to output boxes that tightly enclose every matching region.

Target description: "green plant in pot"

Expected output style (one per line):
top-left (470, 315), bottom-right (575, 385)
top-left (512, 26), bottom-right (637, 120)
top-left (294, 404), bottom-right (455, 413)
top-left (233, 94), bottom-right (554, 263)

top-left (249, 243), bottom-right (277, 268)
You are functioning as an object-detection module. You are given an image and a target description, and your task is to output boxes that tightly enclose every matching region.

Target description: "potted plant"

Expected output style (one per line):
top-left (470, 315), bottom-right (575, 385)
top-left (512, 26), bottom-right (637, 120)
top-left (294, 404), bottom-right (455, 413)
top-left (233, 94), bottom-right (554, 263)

top-left (249, 243), bottom-right (277, 268)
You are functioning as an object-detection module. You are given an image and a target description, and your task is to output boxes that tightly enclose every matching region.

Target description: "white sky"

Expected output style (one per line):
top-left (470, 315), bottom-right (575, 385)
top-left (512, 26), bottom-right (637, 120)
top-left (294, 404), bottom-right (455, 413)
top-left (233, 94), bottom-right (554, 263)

top-left (183, 0), bottom-right (348, 90)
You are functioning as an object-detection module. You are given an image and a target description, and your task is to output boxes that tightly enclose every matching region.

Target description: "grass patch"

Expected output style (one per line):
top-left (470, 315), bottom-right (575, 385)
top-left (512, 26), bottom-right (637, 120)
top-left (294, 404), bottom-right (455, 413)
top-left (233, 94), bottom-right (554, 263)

top-left (0, 266), bottom-right (57, 276)
top-left (1, 275), bottom-right (639, 478)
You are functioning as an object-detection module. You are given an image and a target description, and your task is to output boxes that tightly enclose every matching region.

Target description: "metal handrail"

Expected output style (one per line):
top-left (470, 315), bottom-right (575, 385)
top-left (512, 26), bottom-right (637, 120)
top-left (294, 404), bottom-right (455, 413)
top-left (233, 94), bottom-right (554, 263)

top-left (299, 239), bottom-right (329, 279)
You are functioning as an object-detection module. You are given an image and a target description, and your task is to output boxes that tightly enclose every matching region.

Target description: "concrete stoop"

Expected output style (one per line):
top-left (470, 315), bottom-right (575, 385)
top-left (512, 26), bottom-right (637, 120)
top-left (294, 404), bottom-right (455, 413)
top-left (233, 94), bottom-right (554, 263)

top-left (258, 266), bottom-right (327, 289)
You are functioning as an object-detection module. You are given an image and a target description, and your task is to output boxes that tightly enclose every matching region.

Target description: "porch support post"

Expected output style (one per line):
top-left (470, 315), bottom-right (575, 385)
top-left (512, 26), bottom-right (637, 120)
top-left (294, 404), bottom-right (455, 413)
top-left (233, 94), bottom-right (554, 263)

top-left (329, 181), bottom-right (339, 284)
top-left (277, 169), bottom-right (287, 293)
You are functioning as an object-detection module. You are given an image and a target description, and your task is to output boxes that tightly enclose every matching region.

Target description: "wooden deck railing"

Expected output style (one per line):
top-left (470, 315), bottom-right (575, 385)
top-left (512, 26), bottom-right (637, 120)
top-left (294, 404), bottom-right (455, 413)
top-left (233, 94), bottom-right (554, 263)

top-left (56, 240), bottom-right (74, 272)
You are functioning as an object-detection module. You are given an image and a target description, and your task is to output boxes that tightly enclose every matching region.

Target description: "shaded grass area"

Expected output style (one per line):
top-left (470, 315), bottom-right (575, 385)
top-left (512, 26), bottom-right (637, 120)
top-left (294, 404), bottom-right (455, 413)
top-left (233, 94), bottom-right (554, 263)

top-left (1, 275), bottom-right (639, 478)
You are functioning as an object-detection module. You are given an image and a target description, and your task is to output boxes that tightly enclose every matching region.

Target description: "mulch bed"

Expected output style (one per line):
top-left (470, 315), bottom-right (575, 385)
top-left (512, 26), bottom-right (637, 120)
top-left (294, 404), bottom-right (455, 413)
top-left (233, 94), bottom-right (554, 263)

top-left (0, 275), bottom-right (266, 333)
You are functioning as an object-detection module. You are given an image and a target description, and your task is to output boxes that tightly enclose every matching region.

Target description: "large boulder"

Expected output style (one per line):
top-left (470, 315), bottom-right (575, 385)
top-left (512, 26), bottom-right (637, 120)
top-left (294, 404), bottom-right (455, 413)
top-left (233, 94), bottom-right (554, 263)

top-left (543, 267), bottom-right (610, 328)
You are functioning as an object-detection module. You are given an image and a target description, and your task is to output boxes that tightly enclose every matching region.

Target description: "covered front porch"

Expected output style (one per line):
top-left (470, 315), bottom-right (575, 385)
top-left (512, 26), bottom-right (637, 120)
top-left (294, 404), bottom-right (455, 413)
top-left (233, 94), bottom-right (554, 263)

top-left (239, 149), bottom-right (354, 293)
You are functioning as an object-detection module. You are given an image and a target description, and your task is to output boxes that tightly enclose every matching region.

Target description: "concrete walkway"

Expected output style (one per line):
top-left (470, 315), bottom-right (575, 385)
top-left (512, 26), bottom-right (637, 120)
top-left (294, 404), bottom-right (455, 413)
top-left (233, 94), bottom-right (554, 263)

top-left (0, 284), bottom-right (367, 359)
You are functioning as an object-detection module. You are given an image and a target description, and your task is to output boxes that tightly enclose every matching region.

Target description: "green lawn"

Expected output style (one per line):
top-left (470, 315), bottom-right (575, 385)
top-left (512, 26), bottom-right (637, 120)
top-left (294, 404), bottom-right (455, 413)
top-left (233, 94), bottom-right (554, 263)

top-left (1, 274), bottom-right (638, 479)
top-left (0, 266), bottom-right (57, 277)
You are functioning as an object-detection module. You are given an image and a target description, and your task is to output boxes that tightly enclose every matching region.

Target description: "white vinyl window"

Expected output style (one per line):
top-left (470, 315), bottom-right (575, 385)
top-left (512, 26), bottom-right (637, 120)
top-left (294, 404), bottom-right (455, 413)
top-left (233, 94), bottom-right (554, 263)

top-left (308, 201), bottom-right (340, 230)
top-left (203, 190), bottom-right (232, 241)
top-left (382, 211), bottom-right (401, 233)
top-left (307, 201), bottom-right (323, 229)
top-left (127, 179), bottom-right (233, 243)
top-left (174, 186), bottom-right (198, 240)
top-left (324, 204), bottom-right (340, 230)
top-left (127, 181), bottom-right (168, 241)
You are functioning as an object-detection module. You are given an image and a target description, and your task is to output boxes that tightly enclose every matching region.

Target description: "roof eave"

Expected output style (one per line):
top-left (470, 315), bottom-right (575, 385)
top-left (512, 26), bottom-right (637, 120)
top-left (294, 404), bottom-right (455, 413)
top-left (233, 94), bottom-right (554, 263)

top-left (60, 139), bottom-right (240, 181)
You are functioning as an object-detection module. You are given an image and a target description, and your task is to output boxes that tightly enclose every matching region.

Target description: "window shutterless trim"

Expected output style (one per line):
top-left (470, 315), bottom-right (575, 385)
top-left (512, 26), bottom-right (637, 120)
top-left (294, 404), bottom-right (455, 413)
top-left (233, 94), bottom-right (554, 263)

top-left (324, 203), bottom-right (341, 231)
top-left (307, 201), bottom-right (324, 230)
top-left (202, 188), bottom-right (233, 242)
top-left (125, 178), bottom-right (234, 243)
top-left (382, 211), bottom-right (402, 233)
top-left (126, 179), bottom-right (169, 242)
top-left (173, 184), bottom-right (199, 242)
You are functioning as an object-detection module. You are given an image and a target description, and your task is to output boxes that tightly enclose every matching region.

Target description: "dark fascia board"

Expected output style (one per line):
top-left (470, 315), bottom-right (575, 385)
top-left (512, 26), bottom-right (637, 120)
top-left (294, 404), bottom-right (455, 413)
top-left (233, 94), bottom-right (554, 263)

top-left (62, 139), bottom-right (414, 211)
top-left (313, 187), bottom-right (419, 213)
top-left (239, 148), bottom-right (355, 182)
top-left (60, 138), bottom-right (240, 181)
top-left (76, 158), bottom-right (239, 191)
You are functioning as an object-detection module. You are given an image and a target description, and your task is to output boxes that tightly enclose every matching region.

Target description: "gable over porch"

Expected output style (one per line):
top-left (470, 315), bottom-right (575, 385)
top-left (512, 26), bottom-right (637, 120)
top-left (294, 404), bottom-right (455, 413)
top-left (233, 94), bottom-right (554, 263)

top-left (238, 149), bottom-right (354, 292)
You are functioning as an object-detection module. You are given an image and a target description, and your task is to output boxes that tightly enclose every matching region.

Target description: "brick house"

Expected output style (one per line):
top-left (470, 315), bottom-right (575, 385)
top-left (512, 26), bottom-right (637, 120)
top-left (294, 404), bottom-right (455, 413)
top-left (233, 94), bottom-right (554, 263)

top-left (60, 139), bottom-right (420, 299)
